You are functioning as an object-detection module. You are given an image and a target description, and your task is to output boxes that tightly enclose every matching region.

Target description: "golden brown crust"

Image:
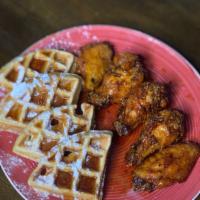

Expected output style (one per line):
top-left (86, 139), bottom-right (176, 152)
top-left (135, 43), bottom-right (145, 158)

top-left (74, 42), bottom-right (114, 91)
top-left (125, 109), bottom-right (185, 165)
top-left (88, 52), bottom-right (145, 106)
top-left (113, 52), bottom-right (143, 70)
top-left (114, 82), bottom-right (169, 136)
top-left (132, 143), bottom-right (200, 191)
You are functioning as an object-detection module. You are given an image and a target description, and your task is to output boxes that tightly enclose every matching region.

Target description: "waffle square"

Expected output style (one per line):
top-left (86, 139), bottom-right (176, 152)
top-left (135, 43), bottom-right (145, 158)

top-left (27, 130), bottom-right (113, 200)
top-left (0, 72), bottom-right (82, 134)
top-left (13, 103), bottom-right (95, 161)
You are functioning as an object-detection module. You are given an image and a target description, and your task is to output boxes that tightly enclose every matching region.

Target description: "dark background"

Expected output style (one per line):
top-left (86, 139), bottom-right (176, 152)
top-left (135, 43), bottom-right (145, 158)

top-left (0, 1), bottom-right (200, 199)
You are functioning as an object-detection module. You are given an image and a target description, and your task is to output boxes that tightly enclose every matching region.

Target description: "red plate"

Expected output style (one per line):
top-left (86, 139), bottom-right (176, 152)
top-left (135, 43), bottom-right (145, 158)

top-left (0, 25), bottom-right (200, 200)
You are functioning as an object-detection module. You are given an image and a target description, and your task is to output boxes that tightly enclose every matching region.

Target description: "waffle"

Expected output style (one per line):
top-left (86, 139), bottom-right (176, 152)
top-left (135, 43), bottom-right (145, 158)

top-left (0, 72), bottom-right (82, 134)
top-left (13, 129), bottom-right (60, 162)
top-left (27, 130), bottom-right (113, 200)
top-left (13, 103), bottom-right (95, 161)
top-left (0, 49), bottom-right (74, 78)
top-left (27, 103), bottom-right (94, 135)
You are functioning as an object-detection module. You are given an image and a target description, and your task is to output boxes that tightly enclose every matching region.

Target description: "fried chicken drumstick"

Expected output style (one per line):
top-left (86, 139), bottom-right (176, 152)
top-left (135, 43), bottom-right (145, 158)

top-left (88, 52), bottom-right (145, 106)
top-left (114, 82), bottom-right (169, 136)
top-left (132, 143), bottom-right (200, 191)
top-left (126, 109), bottom-right (185, 165)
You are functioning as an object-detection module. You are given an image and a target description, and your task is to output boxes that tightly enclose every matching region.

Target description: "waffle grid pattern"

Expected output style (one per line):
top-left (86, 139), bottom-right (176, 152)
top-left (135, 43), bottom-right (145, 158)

top-left (13, 103), bottom-right (95, 161)
top-left (0, 70), bottom-right (82, 133)
top-left (28, 131), bottom-right (112, 200)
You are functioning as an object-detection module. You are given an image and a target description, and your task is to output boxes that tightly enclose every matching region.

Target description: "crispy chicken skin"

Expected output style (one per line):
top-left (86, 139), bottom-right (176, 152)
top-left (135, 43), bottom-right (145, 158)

top-left (88, 52), bottom-right (145, 106)
top-left (74, 42), bottom-right (113, 91)
top-left (126, 109), bottom-right (184, 165)
top-left (114, 82), bottom-right (169, 136)
top-left (132, 143), bottom-right (200, 191)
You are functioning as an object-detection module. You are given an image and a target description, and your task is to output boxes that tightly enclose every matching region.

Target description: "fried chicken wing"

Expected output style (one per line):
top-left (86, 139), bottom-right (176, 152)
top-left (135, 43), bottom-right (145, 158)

top-left (132, 143), bottom-right (200, 191)
top-left (88, 52), bottom-right (145, 106)
top-left (114, 82), bottom-right (169, 135)
top-left (126, 109), bottom-right (184, 165)
top-left (74, 42), bottom-right (113, 91)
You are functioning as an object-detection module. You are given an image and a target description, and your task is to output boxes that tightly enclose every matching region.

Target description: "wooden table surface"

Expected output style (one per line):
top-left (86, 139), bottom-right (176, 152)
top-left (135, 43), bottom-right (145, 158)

top-left (0, 1), bottom-right (200, 199)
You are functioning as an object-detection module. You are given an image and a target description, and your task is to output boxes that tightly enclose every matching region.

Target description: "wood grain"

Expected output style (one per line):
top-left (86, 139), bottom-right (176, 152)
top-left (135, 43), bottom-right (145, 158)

top-left (0, 1), bottom-right (200, 199)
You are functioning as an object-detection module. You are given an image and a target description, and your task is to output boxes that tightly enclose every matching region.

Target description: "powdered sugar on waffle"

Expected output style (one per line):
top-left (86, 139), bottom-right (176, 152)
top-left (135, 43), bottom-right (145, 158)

top-left (15, 65), bottom-right (25, 83)
top-left (10, 73), bottom-right (54, 100)
top-left (1, 100), bottom-right (14, 114)
top-left (11, 82), bottom-right (29, 98)
top-left (59, 134), bottom-right (81, 148)
top-left (35, 173), bottom-right (55, 186)
top-left (24, 136), bottom-right (40, 151)
top-left (26, 111), bottom-right (38, 120)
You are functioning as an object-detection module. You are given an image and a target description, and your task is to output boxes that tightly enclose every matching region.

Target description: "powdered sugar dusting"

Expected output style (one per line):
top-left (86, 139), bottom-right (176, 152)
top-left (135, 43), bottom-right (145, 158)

top-left (36, 27), bottom-right (98, 53)
top-left (23, 168), bottom-right (29, 174)
top-left (13, 180), bottom-right (50, 200)
top-left (0, 88), bottom-right (7, 99)
top-left (24, 25), bottom-right (101, 55)
top-left (11, 82), bottom-right (29, 98)
top-left (82, 25), bottom-right (93, 31)
top-left (35, 173), bottom-right (55, 186)
top-left (92, 35), bottom-right (100, 42)
top-left (82, 31), bottom-right (91, 39)
top-left (45, 38), bottom-right (79, 53)
top-left (65, 31), bottom-right (71, 39)
top-left (0, 150), bottom-right (27, 176)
